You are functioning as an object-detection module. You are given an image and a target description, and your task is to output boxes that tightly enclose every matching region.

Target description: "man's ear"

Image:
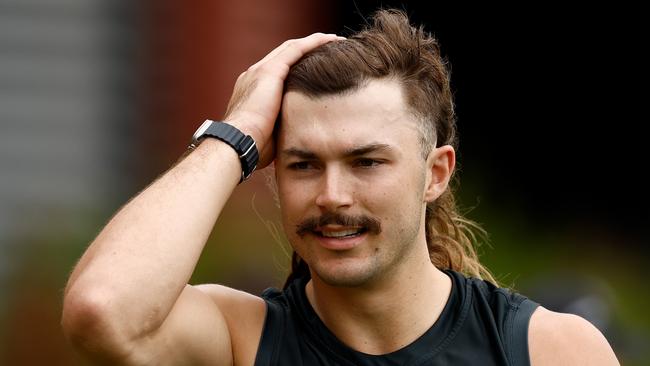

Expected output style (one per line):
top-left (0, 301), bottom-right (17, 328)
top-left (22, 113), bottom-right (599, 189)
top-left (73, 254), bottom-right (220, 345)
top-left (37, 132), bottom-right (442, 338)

top-left (424, 145), bottom-right (455, 202)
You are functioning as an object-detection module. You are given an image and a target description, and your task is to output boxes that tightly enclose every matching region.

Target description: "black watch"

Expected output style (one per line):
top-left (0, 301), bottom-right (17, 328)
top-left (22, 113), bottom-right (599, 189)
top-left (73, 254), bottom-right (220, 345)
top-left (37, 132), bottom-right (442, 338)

top-left (189, 120), bottom-right (259, 183)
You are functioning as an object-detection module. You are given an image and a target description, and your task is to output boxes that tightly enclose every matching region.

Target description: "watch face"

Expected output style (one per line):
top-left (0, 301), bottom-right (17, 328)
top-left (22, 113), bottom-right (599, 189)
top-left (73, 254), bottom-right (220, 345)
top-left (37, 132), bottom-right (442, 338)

top-left (192, 119), bottom-right (213, 143)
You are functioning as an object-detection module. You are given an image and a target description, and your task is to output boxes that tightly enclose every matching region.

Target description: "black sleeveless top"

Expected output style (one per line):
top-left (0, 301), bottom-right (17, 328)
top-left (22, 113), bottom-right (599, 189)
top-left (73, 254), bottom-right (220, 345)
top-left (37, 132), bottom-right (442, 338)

top-left (254, 270), bottom-right (539, 366)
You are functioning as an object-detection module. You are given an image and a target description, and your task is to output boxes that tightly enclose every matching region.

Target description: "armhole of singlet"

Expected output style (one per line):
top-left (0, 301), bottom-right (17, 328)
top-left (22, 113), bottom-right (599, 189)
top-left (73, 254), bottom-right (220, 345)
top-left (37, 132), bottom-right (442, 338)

top-left (508, 298), bottom-right (539, 366)
top-left (253, 297), bottom-right (284, 366)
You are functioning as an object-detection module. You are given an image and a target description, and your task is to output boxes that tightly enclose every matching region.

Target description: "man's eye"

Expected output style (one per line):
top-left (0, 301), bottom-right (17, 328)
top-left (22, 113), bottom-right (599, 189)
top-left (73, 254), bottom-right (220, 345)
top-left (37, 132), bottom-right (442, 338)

top-left (355, 158), bottom-right (381, 167)
top-left (288, 161), bottom-right (314, 170)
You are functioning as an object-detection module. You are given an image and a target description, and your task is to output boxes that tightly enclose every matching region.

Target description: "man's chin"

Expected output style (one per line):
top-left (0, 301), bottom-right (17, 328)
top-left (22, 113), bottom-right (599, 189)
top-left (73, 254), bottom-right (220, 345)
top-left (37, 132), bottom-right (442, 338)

top-left (310, 262), bottom-right (379, 288)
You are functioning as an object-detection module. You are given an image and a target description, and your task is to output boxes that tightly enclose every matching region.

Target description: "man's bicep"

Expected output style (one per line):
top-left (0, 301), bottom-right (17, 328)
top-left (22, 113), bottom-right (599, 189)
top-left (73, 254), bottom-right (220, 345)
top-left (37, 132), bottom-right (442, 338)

top-left (130, 285), bottom-right (234, 366)
top-left (195, 284), bottom-right (267, 366)
top-left (528, 307), bottom-right (620, 366)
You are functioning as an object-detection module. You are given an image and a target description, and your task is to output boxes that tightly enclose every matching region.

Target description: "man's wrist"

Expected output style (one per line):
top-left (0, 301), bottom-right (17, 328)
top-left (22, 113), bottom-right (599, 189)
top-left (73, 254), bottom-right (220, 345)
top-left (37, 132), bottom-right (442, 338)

top-left (189, 120), bottom-right (259, 183)
top-left (221, 118), bottom-right (264, 151)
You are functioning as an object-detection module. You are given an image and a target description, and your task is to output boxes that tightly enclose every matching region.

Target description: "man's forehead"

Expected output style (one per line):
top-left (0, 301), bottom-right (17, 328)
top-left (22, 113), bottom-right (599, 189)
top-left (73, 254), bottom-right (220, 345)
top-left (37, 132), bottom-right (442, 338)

top-left (282, 78), bottom-right (406, 112)
top-left (279, 79), bottom-right (420, 143)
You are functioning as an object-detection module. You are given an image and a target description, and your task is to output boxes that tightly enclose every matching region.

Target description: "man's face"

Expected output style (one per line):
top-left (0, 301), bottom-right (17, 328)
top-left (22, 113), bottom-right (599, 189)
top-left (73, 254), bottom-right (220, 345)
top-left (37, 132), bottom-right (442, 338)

top-left (276, 78), bottom-right (431, 287)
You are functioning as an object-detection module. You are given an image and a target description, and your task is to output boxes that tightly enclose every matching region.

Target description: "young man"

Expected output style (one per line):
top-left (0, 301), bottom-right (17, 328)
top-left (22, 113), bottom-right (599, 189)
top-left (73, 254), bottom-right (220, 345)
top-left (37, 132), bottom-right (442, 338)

top-left (62, 10), bottom-right (619, 366)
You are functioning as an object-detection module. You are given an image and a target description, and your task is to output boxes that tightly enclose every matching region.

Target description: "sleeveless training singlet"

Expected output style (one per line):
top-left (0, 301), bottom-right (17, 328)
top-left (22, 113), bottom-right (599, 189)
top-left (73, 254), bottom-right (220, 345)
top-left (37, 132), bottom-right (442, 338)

top-left (254, 270), bottom-right (539, 366)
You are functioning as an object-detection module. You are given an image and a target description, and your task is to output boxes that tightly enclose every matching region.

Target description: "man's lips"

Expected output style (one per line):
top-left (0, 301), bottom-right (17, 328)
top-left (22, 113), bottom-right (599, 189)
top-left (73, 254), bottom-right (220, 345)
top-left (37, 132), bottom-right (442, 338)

top-left (313, 225), bottom-right (367, 239)
top-left (295, 212), bottom-right (382, 238)
top-left (312, 226), bottom-right (369, 251)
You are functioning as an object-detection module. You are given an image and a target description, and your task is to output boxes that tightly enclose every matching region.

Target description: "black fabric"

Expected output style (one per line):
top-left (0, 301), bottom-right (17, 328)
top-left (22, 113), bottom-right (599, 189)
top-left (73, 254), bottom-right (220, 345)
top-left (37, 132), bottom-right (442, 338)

top-left (254, 270), bottom-right (539, 366)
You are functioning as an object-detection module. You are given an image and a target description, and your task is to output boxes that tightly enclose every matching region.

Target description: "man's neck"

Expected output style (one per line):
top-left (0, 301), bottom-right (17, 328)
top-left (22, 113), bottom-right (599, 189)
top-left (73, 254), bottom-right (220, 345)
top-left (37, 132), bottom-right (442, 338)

top-left (305, 248), bottom-right (452, 355)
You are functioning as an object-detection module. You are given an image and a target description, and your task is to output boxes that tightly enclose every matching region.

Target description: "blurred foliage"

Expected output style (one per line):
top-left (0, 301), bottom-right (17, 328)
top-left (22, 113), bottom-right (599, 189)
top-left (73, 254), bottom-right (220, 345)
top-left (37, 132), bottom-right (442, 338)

top-left (1, 206), bottom-right (110, 365)
top-left (457, 170), bottom-right (649, 365)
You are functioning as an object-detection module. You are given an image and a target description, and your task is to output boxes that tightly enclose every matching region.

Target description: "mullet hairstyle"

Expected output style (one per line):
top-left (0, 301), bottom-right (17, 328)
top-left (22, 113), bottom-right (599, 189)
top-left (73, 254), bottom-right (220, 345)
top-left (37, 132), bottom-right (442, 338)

top-left (282, 9), bottom-right (497, 288)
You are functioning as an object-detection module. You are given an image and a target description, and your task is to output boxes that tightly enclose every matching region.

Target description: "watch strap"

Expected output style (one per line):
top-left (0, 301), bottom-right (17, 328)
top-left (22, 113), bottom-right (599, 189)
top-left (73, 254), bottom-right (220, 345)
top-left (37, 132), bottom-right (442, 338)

top-left (190, 120), bottom-right (259, 183)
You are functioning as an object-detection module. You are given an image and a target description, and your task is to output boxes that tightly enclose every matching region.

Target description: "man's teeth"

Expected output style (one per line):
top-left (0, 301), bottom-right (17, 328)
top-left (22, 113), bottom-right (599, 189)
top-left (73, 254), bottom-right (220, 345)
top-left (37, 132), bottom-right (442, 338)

top-left (321, 229), bottom-right (362, 238)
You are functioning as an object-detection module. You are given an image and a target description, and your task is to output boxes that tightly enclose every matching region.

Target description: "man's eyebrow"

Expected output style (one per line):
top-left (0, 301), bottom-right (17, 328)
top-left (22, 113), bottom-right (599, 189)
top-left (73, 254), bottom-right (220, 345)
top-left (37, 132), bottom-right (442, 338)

top-left (343, 143), bottom-right (392, 157)
top-left (281, 148), bottom-right (318, 159)
top-left (281, 143), bottom-right (392, 159)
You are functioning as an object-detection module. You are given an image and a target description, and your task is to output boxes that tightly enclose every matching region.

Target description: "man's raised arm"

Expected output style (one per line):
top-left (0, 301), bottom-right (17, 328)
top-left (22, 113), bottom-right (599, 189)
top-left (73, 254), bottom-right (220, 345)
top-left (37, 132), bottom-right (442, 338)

top-left (61, 33), bottom-right (343, 365)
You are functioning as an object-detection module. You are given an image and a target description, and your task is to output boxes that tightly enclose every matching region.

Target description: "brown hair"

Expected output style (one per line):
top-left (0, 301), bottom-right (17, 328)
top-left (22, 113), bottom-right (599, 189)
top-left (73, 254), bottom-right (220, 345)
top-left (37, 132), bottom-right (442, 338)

top-left (282, 9), bottom-right (497, 287)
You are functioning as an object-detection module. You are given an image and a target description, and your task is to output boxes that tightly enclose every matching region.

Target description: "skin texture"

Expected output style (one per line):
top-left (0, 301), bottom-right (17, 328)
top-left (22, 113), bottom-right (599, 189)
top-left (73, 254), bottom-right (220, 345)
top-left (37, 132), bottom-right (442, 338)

top-left (529, 307), bottom-right (621, 366)
top-left (61, 30), bottom-right (620, 365)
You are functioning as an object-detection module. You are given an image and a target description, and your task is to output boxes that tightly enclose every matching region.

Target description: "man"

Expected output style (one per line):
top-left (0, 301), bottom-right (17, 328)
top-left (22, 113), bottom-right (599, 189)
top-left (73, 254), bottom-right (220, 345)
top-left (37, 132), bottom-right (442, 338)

top-left (62, 9), bottom-right (619, 366)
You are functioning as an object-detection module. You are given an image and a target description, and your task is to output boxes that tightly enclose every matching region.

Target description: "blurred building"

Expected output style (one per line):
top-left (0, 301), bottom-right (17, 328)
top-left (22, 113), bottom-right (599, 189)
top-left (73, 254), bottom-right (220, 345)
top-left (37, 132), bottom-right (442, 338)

top-left (0, 0), bottom-right (138, 364)
top-left (0, 0), bottom-right (137, 270)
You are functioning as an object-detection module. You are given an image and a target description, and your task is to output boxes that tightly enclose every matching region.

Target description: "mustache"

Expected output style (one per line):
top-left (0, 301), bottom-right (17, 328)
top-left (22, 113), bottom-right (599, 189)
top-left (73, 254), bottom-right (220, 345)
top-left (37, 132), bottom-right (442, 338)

top-left (295, 212), bottom-right (382, 237)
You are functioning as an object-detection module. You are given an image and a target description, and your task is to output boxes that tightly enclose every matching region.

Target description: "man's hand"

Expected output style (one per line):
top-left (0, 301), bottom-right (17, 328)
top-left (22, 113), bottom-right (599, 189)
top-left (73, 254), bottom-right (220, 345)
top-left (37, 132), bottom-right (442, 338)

top-left (224, 33), bottom-right (344, 168)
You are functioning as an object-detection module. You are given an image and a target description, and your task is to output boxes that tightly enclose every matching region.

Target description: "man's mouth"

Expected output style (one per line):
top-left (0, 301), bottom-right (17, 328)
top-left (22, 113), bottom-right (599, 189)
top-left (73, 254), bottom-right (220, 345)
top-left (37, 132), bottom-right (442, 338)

top-left (309, 225), bottom-right (370, 250)
top-left (315, 227), bottom-right (367, 238)
top-left (296, 212), bottom-right (381, 238)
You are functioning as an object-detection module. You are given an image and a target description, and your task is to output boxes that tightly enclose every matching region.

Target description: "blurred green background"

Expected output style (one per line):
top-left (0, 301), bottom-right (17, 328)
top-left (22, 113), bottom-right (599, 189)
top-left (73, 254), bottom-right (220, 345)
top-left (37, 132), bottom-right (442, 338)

top-left (0, 0), bottom-right (643, 365)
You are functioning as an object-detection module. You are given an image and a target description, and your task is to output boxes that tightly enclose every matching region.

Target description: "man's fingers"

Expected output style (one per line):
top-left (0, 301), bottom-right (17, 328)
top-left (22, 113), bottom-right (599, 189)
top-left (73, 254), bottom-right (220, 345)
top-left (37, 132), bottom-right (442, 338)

top-left (260, 33), bottom-right (340, 64)
top-left (224, 33), bottom-right (344, 169)
top-left (250, 33), bottom-right (343, 71)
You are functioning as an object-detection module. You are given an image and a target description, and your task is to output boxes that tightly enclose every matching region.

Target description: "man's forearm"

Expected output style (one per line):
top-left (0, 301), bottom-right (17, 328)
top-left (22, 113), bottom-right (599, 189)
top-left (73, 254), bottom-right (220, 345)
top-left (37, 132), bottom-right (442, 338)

top-left (62, 138), bottom-right (241, 343)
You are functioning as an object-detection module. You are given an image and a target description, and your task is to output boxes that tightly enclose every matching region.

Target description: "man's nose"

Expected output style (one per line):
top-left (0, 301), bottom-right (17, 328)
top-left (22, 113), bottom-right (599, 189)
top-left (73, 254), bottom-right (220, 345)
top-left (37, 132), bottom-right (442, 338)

top-left (314, 166), bottom-right (354, 211)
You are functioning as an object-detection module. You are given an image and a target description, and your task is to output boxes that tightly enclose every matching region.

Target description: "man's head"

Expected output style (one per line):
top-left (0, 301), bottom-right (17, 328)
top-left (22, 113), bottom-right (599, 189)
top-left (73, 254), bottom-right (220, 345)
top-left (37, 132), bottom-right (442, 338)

top-left (276, 77), bottom-right (454, 287)
top-left (285, 9), bottom-right (456, 159)
top-left (275, 9), bottom-right (496, 287)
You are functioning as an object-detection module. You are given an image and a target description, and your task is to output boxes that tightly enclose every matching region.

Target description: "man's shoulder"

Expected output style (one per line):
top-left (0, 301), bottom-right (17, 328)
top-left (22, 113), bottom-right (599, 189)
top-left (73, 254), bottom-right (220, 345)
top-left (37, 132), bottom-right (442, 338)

top-left (528, 306), bottom-right (619, 366)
